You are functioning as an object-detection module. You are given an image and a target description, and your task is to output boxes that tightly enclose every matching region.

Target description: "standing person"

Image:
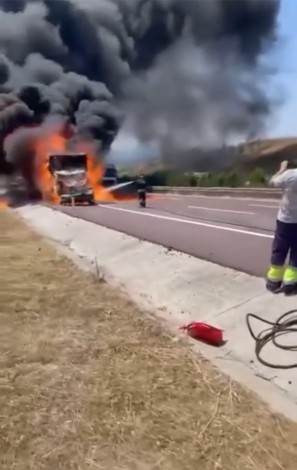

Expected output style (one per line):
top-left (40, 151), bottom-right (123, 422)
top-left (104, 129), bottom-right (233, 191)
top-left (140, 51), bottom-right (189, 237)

top-left (136, 174), bottom-right (146, 207)
top-left (266, 160), bottom-right (297, 294)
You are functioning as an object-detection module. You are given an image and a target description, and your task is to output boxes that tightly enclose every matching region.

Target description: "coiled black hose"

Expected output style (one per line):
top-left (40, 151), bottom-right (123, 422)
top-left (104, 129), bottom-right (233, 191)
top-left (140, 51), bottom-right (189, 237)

top-left (246, 310), bottom-right (297, 369)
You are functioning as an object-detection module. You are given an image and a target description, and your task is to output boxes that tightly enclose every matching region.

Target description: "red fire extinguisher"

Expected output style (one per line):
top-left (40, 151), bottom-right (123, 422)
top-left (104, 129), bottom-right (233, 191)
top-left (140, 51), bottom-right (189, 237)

top-left (180, 322), bottom-right (223, 346)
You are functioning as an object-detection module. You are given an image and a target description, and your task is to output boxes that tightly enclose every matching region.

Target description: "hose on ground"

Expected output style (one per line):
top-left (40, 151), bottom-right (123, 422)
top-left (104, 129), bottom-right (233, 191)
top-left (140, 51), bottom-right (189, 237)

top-left (246, 309), bottom-right (297, 369)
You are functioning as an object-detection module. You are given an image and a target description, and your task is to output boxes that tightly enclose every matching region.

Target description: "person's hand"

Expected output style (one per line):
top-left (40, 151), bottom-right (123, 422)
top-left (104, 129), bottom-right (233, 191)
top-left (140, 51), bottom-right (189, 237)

top-left (280, 160), bottom-right (288, 172)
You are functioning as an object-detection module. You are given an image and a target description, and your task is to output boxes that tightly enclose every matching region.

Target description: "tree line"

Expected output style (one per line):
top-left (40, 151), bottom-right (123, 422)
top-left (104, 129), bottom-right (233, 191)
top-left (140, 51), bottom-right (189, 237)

top-left (119, 167), bottom-right (268, 188)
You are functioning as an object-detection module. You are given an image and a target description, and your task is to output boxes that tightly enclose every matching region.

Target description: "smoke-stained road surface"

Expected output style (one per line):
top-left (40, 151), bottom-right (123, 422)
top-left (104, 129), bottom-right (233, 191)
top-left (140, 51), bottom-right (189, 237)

top-left (58, 195), bottom-right (278, 277)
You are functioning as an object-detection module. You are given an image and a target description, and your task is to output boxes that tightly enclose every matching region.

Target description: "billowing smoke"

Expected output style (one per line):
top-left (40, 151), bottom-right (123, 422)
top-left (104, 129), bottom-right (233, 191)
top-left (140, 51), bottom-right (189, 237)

top-left (0, 0), bottom-right (280, 179)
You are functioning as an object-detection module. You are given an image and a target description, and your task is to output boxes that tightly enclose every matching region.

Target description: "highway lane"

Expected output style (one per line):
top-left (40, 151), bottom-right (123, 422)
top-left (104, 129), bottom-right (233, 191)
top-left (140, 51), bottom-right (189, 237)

top-left (57, 194), bottom-right (280, 277)
top-left (144, 194), bottom-right (278, 232)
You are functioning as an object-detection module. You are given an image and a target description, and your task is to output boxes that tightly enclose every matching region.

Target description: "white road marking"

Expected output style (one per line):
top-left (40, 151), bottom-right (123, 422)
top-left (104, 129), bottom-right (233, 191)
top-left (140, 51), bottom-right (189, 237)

top-left (164, 194), bottom-right (280, 203)
top-left (188, 205), bottom-right (255, 215)
top-left (103, 205), bottom-right (274, 239)
top-left (249, 203), bottom-right (279, 209)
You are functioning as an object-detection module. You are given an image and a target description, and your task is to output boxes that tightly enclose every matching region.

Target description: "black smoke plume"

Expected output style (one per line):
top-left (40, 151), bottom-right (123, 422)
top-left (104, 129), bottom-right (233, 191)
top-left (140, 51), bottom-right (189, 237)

top-left (0, 0), bottom-right (280, 183)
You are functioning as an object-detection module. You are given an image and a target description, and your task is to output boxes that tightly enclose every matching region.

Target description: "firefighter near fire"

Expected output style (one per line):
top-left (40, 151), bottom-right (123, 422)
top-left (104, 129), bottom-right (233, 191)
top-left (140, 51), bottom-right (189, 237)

top-left (136, 174), bottom-right (147, 209)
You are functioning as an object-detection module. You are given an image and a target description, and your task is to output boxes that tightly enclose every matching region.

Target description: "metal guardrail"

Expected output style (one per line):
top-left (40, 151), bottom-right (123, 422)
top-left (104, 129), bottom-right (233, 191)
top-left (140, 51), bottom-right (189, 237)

top-left (151, 186), bottom-right (282, 199)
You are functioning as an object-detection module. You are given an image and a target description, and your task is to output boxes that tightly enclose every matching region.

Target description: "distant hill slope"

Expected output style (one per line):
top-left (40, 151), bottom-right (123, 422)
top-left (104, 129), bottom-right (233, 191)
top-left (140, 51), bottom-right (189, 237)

top-left (117, 138), bottom-right (297, 175)
top-left (241, 138), bottom-right (297, 171)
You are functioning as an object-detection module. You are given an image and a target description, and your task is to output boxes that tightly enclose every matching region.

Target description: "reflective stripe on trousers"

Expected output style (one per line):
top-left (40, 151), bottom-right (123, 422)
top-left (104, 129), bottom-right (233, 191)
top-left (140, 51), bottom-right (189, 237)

top-left (266, 265), bottom-right (284, 283)
top-left (283, 266), bottom-right (297, 285)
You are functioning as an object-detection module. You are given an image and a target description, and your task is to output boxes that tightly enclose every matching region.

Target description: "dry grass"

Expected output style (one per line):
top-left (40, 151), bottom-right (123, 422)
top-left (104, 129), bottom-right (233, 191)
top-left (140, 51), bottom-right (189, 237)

top-left (1, 211), bottom-right (297, 470)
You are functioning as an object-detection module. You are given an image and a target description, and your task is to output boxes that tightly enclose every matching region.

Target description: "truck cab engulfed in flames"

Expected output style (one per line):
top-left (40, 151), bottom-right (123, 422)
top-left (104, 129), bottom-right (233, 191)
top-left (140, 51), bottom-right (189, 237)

top-left (48, 152), bottom-right (95, 205)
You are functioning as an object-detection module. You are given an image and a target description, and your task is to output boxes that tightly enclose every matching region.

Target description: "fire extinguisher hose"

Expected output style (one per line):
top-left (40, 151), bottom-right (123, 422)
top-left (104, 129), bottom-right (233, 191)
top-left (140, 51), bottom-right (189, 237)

top-left (246, 309), bottom-right (297, 369)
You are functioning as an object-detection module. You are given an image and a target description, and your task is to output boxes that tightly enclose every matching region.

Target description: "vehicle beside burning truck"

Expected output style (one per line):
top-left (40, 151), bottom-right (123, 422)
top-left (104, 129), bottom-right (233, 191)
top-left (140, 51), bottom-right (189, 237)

top-left (101, 163), bottom-right (118, 188)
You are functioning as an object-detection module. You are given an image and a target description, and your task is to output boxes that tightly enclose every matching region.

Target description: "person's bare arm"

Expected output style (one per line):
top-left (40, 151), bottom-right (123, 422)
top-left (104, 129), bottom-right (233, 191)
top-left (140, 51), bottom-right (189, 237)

top-left (269, 160), bottom-right (288, 187)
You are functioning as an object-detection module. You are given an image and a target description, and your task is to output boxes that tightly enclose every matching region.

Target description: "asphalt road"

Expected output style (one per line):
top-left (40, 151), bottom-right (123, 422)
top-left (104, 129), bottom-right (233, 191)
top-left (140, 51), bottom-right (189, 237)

top-left (58, 194), bottom-right (279, 277)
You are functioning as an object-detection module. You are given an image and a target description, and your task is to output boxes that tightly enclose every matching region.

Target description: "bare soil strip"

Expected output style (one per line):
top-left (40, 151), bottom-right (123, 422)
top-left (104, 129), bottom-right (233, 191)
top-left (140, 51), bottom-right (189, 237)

top-left (1, 210), bottom-right (297, 470)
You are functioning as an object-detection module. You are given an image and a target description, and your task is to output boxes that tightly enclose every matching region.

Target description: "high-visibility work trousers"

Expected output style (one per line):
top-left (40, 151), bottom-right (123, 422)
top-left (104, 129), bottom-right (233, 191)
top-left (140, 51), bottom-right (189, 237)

top-left (267, 220), bottom-right (297, 287)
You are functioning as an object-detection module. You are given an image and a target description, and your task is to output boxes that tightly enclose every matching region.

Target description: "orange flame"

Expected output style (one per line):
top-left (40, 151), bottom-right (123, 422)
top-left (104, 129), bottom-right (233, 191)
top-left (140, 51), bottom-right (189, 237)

top-left (34, 133), bottom-right (66, 204)
top-left (88, 155), bottom-right (117, 202)
top-left (0, 198), bottom-right (8, 208)
top-left (78, 141), bottom-right (117, 203)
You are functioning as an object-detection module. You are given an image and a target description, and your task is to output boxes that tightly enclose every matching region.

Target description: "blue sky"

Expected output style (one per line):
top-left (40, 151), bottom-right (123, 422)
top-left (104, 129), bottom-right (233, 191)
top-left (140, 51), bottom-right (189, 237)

top-left (270, 0), bottom-right (297, 137)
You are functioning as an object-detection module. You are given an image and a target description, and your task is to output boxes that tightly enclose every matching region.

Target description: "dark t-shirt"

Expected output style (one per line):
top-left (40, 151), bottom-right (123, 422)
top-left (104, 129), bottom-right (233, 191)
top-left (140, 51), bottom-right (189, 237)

top-left (136, 177), bottom-right (146, 191)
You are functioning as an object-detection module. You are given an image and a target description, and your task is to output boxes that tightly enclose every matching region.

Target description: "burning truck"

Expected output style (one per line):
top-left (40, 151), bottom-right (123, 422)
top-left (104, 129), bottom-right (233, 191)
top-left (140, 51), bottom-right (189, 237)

top-left (5, 128), bottom-right (131, 206)
top-left (48, 151), bottom-right (95, 205)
